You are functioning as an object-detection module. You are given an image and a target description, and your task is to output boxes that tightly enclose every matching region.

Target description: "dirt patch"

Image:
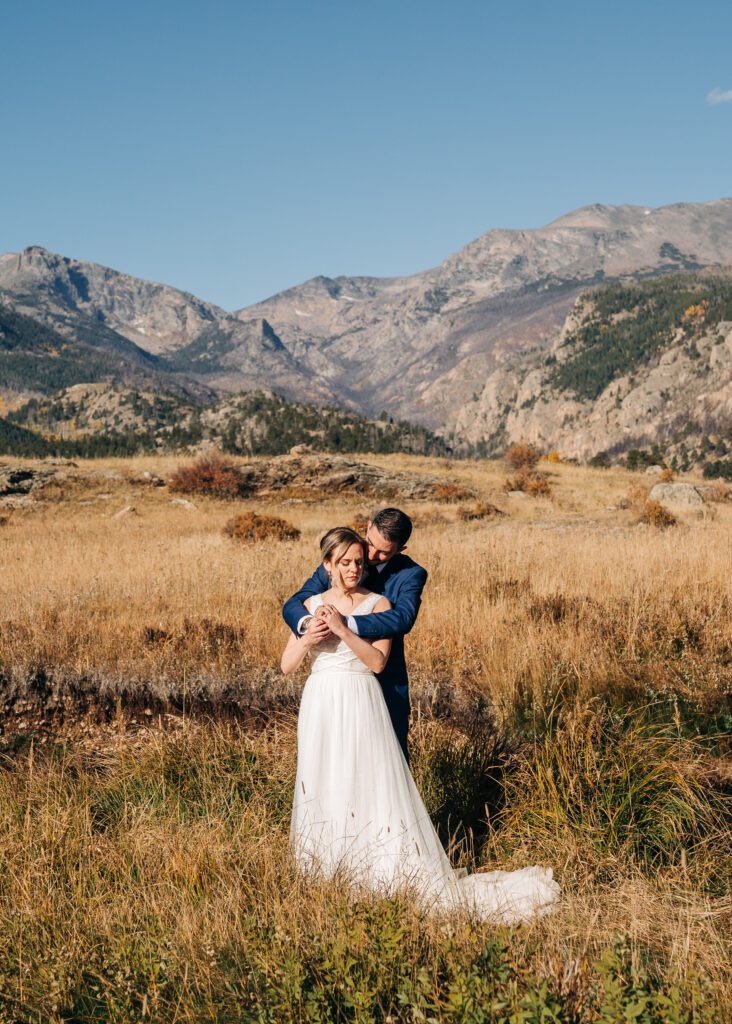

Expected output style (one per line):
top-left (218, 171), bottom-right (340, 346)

top-left (0, 670), bottom-right (303, 757)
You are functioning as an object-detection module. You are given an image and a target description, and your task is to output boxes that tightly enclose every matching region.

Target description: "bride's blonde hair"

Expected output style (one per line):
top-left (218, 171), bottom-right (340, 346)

top-left (320, 527), bottom-right (367, 580)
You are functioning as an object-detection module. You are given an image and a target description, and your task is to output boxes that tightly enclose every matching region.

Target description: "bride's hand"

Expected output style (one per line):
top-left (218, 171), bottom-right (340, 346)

top-left (304, 614), bottom-right (331, 648)
top-left (321, 604), bottom-right (348, 637)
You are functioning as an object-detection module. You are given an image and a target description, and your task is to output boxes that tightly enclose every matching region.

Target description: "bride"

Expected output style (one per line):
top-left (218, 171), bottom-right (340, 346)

top-left (281, 526), bottom-right (560, 924)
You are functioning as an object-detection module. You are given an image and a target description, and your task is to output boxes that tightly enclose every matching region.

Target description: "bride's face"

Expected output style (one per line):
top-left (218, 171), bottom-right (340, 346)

top-left (326, 542), bottom-right (365, 591)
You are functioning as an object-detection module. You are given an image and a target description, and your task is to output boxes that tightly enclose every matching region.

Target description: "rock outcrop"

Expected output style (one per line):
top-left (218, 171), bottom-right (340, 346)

top-left (648, 483), bottom-right (704, 507)
top-left (0, 465), bottom-right (56, 496)
top-left (199, 453), bottom-right (474, 502)
top-left (448, 270), bottom-right (732, 466)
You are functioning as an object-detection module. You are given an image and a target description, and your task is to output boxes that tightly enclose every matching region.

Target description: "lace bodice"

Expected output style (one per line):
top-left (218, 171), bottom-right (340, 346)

top-left (308, 592), bottom-right (383, 674)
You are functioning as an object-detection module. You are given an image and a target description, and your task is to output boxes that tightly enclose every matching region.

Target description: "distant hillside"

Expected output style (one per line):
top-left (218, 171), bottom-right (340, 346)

top-left (0, 302), bottom-right (160, 394)
top-left (0, 416), bottom-right (53, 457)
top-left (4, 386), bottom-right (451, 459)
top-left (449, 269), bottom-right (732, 473)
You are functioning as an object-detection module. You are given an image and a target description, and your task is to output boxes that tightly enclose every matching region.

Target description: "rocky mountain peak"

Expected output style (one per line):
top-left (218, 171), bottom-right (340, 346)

top-left (542, 203), bottom-right (647, 230)
top-left (20, 244), bottom-right (52, 259)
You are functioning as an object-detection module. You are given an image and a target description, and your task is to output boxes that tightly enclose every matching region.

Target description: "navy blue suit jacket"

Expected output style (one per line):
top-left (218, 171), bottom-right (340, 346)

top-left (282, 554), bottom-right (428, 757)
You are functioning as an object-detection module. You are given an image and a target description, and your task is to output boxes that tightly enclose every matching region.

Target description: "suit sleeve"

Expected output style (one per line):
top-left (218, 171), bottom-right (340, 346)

top-left (353, 567), bottom-right (428, 640)
top-left (282, 564), bottom-right (329, 635)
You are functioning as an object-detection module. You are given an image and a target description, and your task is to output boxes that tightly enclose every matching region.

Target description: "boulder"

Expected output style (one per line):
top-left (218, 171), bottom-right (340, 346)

top-left (648, 483), bottom-right (704, 507)
top-left (645, 465), bottom-right (664, 476)
top-left (0, 466), bottom-right (56, 496)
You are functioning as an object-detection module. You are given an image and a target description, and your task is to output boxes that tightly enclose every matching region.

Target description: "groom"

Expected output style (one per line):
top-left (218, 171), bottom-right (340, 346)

top-left (282, 507), bottom-right (428, 762)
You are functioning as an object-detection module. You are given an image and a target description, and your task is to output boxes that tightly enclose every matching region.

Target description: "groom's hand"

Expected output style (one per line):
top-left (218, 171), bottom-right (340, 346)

top-left (299, 604), bottom-right (329, 635)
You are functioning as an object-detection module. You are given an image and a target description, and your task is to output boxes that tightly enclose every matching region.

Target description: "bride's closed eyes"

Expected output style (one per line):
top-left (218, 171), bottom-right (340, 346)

top-left (338, 556), bottom-right (363, 570)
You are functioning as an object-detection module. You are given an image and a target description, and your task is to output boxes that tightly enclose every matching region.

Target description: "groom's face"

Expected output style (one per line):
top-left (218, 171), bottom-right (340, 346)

top-left (365, 522), bottom-right (402, 566)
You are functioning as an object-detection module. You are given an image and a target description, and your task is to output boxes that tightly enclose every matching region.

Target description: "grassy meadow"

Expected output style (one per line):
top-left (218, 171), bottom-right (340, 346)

top-left (0, 452), bottom-right (730, 1022)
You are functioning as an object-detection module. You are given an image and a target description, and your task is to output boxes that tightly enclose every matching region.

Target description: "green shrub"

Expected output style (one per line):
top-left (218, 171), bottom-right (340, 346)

top-left (702, 458), bottom-right (732, 480)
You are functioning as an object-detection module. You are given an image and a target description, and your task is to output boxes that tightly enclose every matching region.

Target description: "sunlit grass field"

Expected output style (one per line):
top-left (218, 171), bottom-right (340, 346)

top-left (0, 453), bottom-right (730, 1021)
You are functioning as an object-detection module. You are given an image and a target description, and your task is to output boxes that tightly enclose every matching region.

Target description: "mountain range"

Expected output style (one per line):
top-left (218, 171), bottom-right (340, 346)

top-left (3, 198), bottom-right (732, 464)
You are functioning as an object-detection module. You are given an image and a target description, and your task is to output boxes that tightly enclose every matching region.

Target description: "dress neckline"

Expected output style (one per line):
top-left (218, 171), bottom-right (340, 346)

top-left (310, 591), bottom-right (379, 616)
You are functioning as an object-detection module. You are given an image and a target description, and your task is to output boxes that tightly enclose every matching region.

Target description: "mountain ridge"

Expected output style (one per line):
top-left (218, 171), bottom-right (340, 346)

top-left (232, 198), bottom-right (732, 427)
top-left (4, 198), bottom-right (732, 458)
top-left (0, 245), bottom-right (337, 408)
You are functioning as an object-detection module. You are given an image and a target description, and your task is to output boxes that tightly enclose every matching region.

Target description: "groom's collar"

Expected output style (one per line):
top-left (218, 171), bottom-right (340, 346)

top-left (371, 553), bottom-right (406, 580)
top-left (371, 554), bottom-right (399, 575)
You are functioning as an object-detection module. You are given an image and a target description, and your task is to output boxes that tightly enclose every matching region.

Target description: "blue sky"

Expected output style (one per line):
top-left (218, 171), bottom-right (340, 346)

top-left (1, 0), bottom-right (731, 309)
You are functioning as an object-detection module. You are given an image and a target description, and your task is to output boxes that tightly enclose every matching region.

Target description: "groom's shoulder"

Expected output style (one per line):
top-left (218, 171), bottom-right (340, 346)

top-left (392, 554), bottom-right (428, 579)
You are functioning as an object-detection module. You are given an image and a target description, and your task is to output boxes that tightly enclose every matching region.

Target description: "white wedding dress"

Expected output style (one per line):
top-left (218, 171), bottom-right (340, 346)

top-left (290, 592), bottom-right (560, 924)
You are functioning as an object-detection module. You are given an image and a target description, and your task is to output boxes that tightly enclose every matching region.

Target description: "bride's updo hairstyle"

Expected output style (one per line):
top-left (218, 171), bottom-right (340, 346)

top-left (319, 527), bottom-right (368, 581)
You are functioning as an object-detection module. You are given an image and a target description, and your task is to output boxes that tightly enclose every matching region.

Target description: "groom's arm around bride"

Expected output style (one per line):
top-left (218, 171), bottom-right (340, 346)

top-left (281, 509), bottom-right (428, 644)
top-left (281, 557), bottom-right (427, 641)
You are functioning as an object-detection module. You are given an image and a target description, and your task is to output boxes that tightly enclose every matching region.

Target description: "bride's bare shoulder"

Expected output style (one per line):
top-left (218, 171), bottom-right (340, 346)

top-left (304, 590), bottom-right (331, 611)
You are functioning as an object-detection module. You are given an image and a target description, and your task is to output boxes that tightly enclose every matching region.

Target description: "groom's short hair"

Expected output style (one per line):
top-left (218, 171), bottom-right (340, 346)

top-left (371, 508), bottom-right (412, 547)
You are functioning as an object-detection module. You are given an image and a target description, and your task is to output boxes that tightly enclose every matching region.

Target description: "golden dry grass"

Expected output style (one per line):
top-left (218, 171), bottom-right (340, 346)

top-left (0, 452), bottom-right (730, 1018)
top-left (1, 715), bottom-right (728, 1020)
top-left (1, 453), bottom-right (729, 719)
